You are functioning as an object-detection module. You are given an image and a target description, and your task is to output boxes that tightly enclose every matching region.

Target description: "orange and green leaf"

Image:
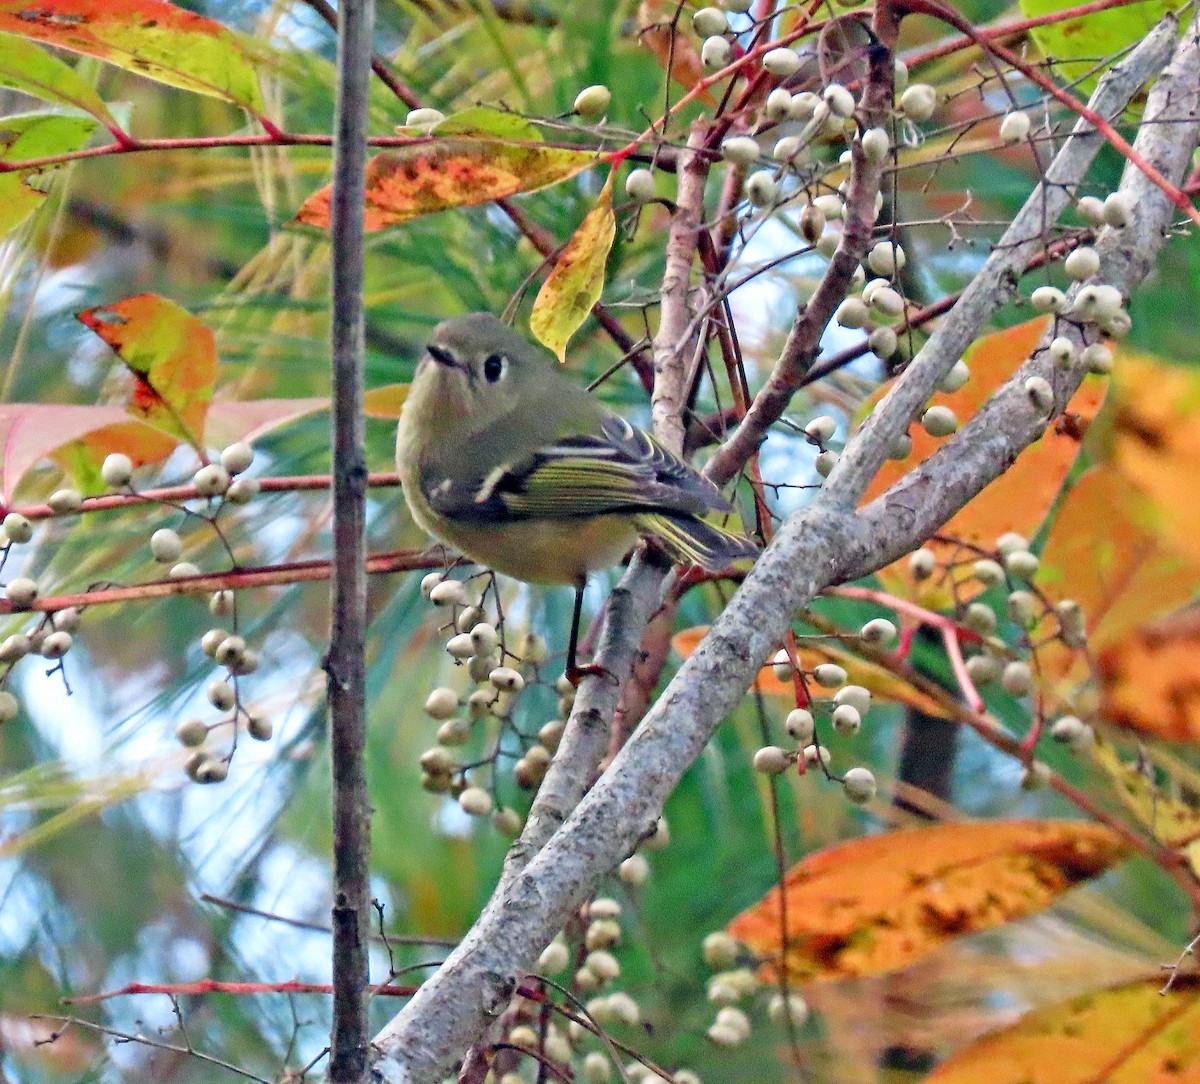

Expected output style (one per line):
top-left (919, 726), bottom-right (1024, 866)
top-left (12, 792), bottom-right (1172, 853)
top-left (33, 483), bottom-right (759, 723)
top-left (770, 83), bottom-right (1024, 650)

top-left (0, 403), bottom-right (131, 502)
top-left (727, 820), bottom-right (1129, 982)
top-left (78, 294), bottom-right (217, 453)
top-left (296, 110), bottom-right (597, 231)
top-left (530, 173), bottom-right (615, 362)
top-left (0, 0), bottom-right (264, 113)
top-left (862, 318), bottom-right (1104, 607)
top-left (0, 112), bottom-right (98, 236)
top-left (923, 975), bottom-right (1200, 1083)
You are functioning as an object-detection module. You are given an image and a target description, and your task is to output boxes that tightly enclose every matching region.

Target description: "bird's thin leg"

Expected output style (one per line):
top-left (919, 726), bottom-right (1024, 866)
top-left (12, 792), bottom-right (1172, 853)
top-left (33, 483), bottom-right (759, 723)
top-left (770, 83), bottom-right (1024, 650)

top-left (565, 577), bottom-right (617, 686)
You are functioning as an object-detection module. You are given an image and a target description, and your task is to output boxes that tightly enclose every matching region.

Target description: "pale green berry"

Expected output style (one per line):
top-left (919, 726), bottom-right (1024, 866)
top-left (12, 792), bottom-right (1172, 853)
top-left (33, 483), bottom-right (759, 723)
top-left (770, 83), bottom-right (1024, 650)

top-left (867, 240), bottom-right (905, 275)
top-left (823, 84), bottom-right (855, 117)
top-left (1050, 715), bottom-right (1087, 744)
top-left (459, 786), bottom-right (494, 816)
top-left (150, 528), bottom-right (183, 563)
top-left (790, 90), bottom-right (820, 120)
top-left (832, 703), bottom-right (861, 735)
top-left (798, 204), bottom-right (825, 244)
top-left (870, 326), bottom-right (899, 358)
top-left (209, 590), bottom-right (234, 616)
top-left (753, 745), bottom-right (792, 774)
top-left (785, 708), bottom-right (815, 743)
top-left (538, 719), bottom-right (565, 752)
top-left (861, 617), bottom-right (896, 645)
top-left (1031, 285), bottom-right (1067, 314)
top-left (1064, 246), bottom-right (1100, 280)
top-left (489, 666), bottom-right (524, 692)
top-left (813, 662), bottom-right (847, 687)
top-left (1021, 761), bottom-right (1052, 790)
top-left (48, 488), bottom-right (83, 514)
top-left (763, 47), bottom-right (801, 77)
top-left (424, 687), bottom-right (459, 719)
top-left (0, 689), bottom-right (19, 721)
top-left (194, 758), bottom-right (229, 784)
top-left (0, 634), bottom-right (30, 662)
top-left (937, 359), bottom-right (970, 393)
top-left (207, 679), bottom-right (236, 711)
top-left (768, 993), bottom-right (809, 1027)
top-left (861, 126), bottom-right (889, 162)
top-left (921, 405), bottom-right (958, 437)
top-left (1007, 589), bottom-right (1039, 628)
top-left (200, 628), bottom-right (227, 658)
top-left (586, 919), bottom-right (622, 950)
top-left (193, 463), bottom-right (230, 497)
top-left (708, 1022), bottom-right (745, 1046)
top-left (446, 633), bottom-right (474, 659)
top-left (467, 653), bottom-right (497, 683)
top-left (1005, 549), bottom-right (1040, 578)
top-left (619, 853), bottom-right (650, 885)
top-left (893, 59), bottom-right (909, 90)
top-left (405, 107), bottom-right (444, 129)
top-left (625, 168), bottom-right (656, 203)
top-left (964, 601), bottom-right (997, 634)
top-left (429, 579), bottom-right (468, 607)
top-left (419, 746), bottom-right (456, 775)
top-left (908, 548), bottom-right (936, 580)
top-left (812, 194), bottom-right (844, 219)
top-left (745, 170), bottom-right (779, 207)
top-left (771, 648), bottom-right (794, 682)
top-left (574, 84), bottom-right (611, 119)
top-left (703, 931), bottom-right (739, 969)
top-left (100, 453), bottom-right (133, 488)
top-left (836, 298), bottom-right (869, 328)
top-left (220, 442), bottom-right (254, 475)
top-left (176, 718), bottom-right (208, 747)
top-left (816, 229), bottom-right (841, 257)
top-left (1048, 336), bottom-right (1075, 369)
top-left (642, 817), bottom-right (670, 851)
top-left (721, 135), bottom-right (759, 164)
top-left (843, 765), bottom-right (876, 803)
top-left (1076, 195), bottom-right (1105, 225)
top-left (899, 83), bottom-right (936, 121)
top-left (225, 477), bottom-right (259, 505)
top-left (965, 653), bottom-right (1002, 684)
top-left (607, 991), bottom-right (641, 1026)
top-left (888, 431), bottom-right (912, 458)
top-left (870, 286), bottom-right (904, 318)
top-left (4, 577), bottom-right (38, 608)
top-left (973, 558), bottom-right (1005, 586)
top-left (773, 135), bottom-right (808, 165)
top-left (765, 87), bottom-right (793, 122)
top-left (834, 684), bottom-right (871, 714)
top-left (590, 897), bottom-right (622, 920)
top-left (582, 1051), bottom-right (612, 1083)
top-left (169, 562), bottom-right (200, 579)
top-left (692, 6), bottom-right (729, 35)
top-left (247, 713), bottom-right (273, 741)
top-left (701, 34), bottom-right (732, 68)
top-left (585, 949), bottom-right (620, 982)
top-left (40, 631), bottom-right (72, 659)
top-left (814, 449), bottom-right (839, 477)
top-left (714, 1006), bottom-right (751, 1039)
top-left (437, 718), bottom-right (471, 745)
top-left (1002, 660), bottom-right (1034, 696)
top-left (1102, 191), bottom-right (1132, 229)
top-left (2, 513), bottom-right (31, 544)
top-left (804, 415), bottom-right (837, 445)
top-left (996, 531), bottom-right (1028, 556)
top-left (999, 110), bottom-right (1030, 143)
top-left (1082, 342), bottom-right (1113, 374)
top-left (493, 807), bottom-right (522, 835)
top-left (1025, 376), bottom-right (1054, 413)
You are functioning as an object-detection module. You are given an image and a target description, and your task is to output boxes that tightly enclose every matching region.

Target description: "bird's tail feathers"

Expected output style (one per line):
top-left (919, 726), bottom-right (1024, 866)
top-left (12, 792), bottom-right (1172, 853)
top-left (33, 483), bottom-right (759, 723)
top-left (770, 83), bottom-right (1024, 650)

top-left (635, 513), bottom-right (758, 572)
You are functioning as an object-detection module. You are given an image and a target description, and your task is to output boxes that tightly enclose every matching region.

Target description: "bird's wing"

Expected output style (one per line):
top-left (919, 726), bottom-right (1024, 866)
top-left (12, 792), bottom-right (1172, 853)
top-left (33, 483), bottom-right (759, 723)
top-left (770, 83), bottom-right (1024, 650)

top-left (421, 416), bottom-right (729, 524)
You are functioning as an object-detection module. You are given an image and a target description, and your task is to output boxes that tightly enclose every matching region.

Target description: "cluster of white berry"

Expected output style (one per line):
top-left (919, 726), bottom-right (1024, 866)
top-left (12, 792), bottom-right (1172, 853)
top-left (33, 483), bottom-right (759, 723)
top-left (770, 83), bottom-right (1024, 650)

top-left (752, 619), bottom-right (895, 805)
top-left (699, 929), bottom-right (808, 1047)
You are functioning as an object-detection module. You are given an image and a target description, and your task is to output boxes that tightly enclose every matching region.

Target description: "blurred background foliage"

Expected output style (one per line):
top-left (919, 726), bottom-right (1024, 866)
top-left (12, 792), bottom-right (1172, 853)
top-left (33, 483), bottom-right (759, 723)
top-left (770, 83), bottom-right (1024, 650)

top-left (0, 0), bottom-right (1195, 1081)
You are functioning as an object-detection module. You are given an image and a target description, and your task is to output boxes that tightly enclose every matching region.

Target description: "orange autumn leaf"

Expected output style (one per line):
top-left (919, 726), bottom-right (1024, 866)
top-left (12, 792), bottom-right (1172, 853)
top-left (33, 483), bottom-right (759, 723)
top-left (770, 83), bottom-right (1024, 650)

top-left (1107, 350), bottom-right (1200, 566)
top-left (52, 420), bottom-right (179, 494)
top-left (1036, 466), bottom-right (1200, 698)
top-left (0, 0), bottom-right (264, 113)
top-left (297, 110), bottom-right (596, 231)
top-left (923, 975), bottom-right (1200, 1084)
top-left (638, 0), bottom-right (714, 103)
top-left (530, 173), bottom-right (615, 362)
top-left (1096, 609), bottom-right (1200, 743)
top-left (726, 820), bottom-right (1128, 982)
top-left (78, 294), bottom-right (216, 454)
top-left (861, 318), bottom-right (1104, 607)
top-left (670, 625), bottom-right (951, 716)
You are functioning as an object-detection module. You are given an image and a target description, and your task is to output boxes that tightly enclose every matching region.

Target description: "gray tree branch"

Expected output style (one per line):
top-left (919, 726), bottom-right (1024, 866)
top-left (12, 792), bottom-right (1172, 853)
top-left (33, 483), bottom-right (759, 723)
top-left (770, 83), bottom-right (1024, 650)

top-left (370, 15), bottom-right (1192, 1081)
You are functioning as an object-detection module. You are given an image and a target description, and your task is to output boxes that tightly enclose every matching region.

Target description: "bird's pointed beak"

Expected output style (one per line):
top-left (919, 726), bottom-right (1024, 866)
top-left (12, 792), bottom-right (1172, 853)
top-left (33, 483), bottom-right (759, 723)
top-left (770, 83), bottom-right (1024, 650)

top-left (426, 344), bottom-right (464, 370)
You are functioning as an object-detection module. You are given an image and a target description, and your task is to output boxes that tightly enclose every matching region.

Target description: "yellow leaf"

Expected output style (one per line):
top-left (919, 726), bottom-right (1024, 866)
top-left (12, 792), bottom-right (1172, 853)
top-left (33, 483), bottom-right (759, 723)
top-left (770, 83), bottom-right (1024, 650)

top-left (364, 383), bottom-right (409, 419)
top-left (727, 820), bottom-right (1129, 982)
top-left (530, 174), bottom-right (615, 362)
top-left (923, 975), bottom-right (1200, 1083)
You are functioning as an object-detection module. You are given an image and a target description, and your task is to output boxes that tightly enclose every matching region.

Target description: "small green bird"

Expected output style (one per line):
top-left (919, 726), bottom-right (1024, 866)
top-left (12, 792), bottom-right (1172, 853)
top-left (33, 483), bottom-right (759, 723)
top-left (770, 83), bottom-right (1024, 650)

top-left (396, 313), bottom-right (757, 675)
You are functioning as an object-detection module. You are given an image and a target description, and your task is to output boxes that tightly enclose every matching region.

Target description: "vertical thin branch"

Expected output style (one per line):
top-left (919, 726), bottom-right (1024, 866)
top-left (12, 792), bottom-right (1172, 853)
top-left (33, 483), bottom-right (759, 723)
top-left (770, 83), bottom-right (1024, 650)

top-left (326, 0), bottom-right (376, 1081)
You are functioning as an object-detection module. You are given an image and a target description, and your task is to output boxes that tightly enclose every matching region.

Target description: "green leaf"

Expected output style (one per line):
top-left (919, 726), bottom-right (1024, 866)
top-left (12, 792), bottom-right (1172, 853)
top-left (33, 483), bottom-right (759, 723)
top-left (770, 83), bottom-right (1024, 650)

top-left (0, 0), bottom-right (265, 114)
top-left (0, 111), bottom-right (98, 235)
top-left (0, 31), bottom-right (117, 130)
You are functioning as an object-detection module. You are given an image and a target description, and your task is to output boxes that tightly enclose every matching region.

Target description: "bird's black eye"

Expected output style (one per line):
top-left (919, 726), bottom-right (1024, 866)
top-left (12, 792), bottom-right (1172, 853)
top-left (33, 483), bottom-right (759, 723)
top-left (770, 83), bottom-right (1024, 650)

top-left (483, 353), bottom-right (506, 383)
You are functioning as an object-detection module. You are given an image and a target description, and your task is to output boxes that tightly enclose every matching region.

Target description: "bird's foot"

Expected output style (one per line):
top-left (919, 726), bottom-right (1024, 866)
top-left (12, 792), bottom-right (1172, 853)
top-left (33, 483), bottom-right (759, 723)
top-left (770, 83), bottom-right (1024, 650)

top-left (566, 661), bottom-right (619, 687)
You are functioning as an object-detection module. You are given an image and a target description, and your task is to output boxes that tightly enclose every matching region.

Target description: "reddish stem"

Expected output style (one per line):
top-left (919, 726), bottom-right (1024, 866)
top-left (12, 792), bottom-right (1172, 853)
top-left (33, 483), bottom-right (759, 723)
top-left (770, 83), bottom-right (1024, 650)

top-left (64, 979), bottom-right (418, 1004)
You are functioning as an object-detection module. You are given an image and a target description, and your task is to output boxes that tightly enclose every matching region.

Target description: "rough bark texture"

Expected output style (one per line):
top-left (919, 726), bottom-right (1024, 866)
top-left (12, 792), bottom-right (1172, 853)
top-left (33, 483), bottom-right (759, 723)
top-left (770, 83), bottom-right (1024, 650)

top-left (369, 16), bottom-right (1193, 1082)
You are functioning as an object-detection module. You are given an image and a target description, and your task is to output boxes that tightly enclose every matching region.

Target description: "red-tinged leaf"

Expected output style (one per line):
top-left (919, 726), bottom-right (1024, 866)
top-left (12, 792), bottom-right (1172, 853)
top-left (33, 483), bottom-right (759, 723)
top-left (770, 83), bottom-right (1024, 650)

top-left (0, 112), bottom-right (97, 235)
top-left (530, 173), bottom-right (616, 362)
top-left (78, 294), bottom-right (216, 453)
top-left (923, 975), bottom-right (1200, 1083)
top-left (0, 0), bottom-right (264, 114)
top-left (296, 110), bottom-right (597, 230)
top-left (860, 318), bottom-right (1104, 609)
top-left (638, 0), bottom-right (715, 103)
top-left (0, 402), bottom-right (130, 502)
top-left (0, 32), bottom-right (117, 129)
top-left (52, 421), bottom-right (178, 495)
top-left (202, 397), bottom-right (331, 448)
top-left (363, 384), bottom-right (408, 420)
top-left (727, 820), bottom-right (1129, 982)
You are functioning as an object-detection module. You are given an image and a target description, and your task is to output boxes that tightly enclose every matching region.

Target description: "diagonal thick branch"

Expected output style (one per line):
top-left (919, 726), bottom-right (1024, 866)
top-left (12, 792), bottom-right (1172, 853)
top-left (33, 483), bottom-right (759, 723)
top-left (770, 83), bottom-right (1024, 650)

top-left (369, 15), bottom-right (1193, 1082)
